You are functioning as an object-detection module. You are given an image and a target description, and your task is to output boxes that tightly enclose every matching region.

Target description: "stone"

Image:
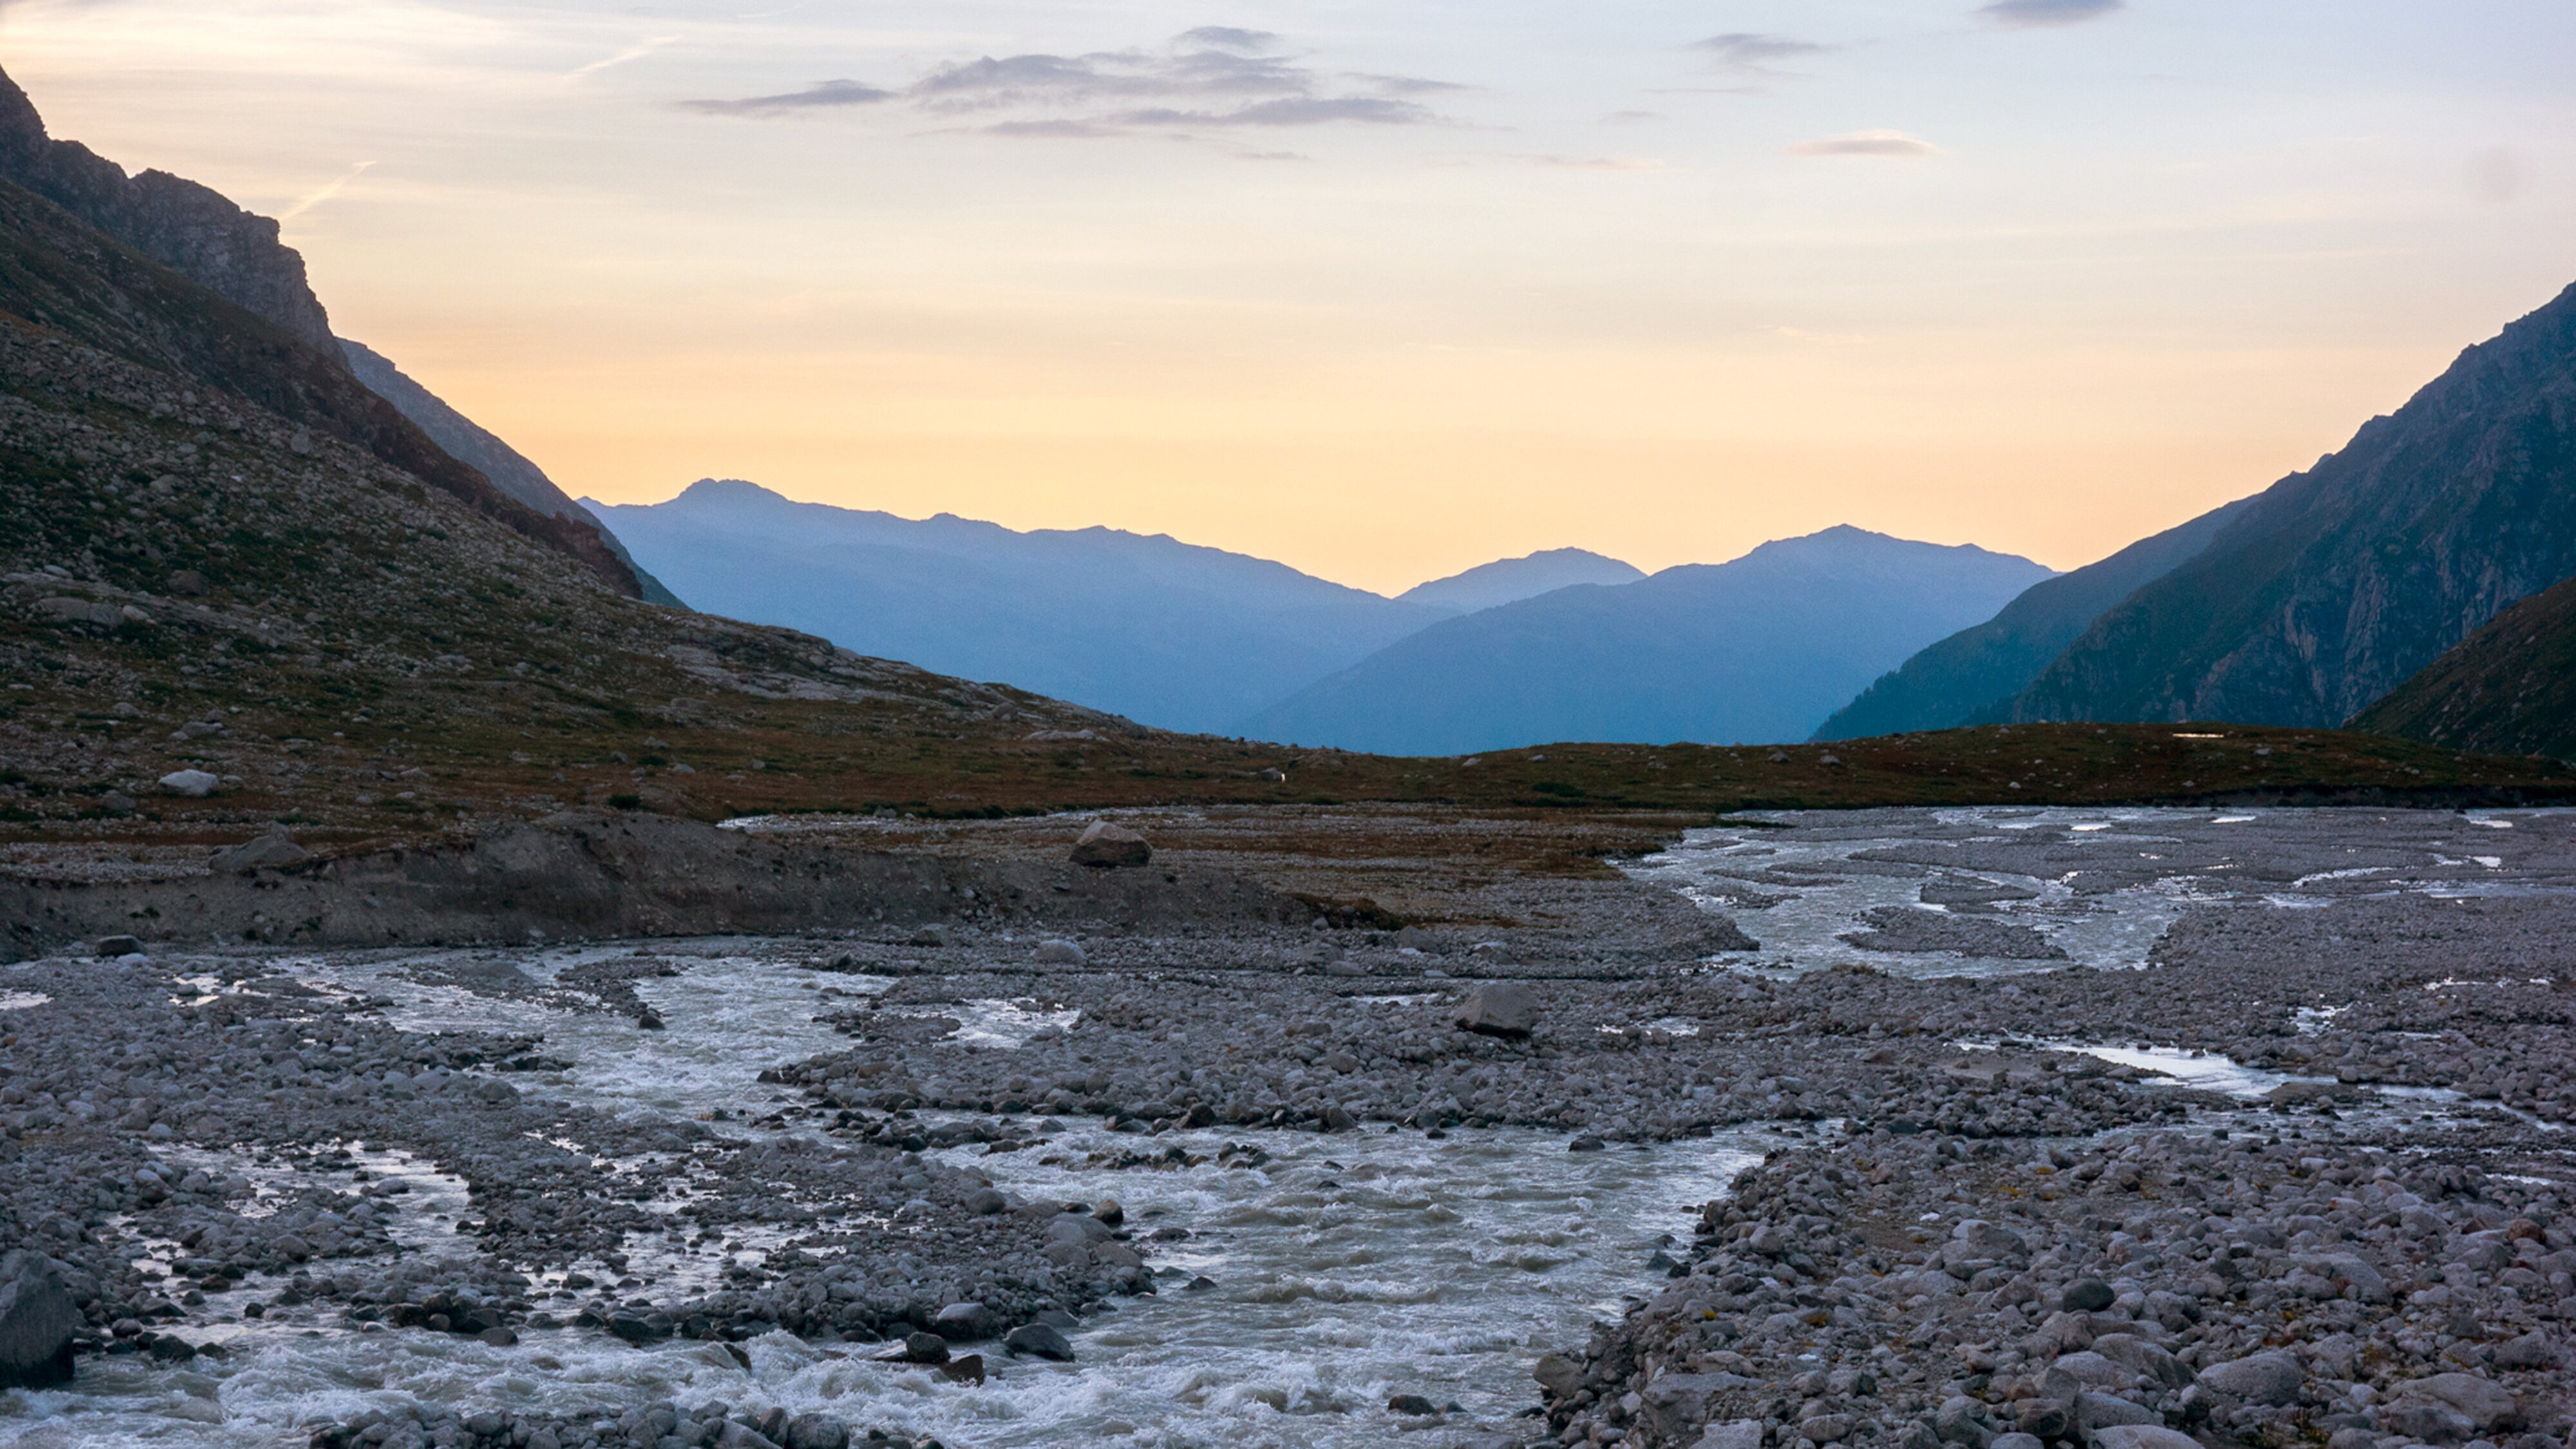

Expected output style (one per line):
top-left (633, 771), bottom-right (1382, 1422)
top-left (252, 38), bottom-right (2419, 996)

top-left (2089, 1334), bottom-right (2191, 1389)
top-left (2087, 1428), bottom-right (2202, 1449)
top-left (2198, 1350), bottom-right (2303, 1407)
top-left (1388, 1394), bottom-right (1440, 1415)
top-left (1641, 1374), bottom-right (1741, 1442)
top-left (1989, 1434), bottom-right (2041, 1449)
top-left (167, 569), bottom-right (209, 596)
top-left (2061, 1279), bottom-right (2116, 1312)
top-left (1003, 1322), bottom-right (1074, 1361)
top-left (931, 1302), bottom-right (990, 1341)
top-left (2076, 1393), bottom-right (2157, 1430)
top-left (210, 828), bottom-right (312, 873)
top-left (2405, 1374), bottom-right (2519, 1431)
top-left (477, 1325), bottom-right (516, 1347)
top-left (98, 790), bottom-right (137, 815)
top-left (939, 1352), bottom-right (985, 1385)
top-left (1034, 938), bottom-right (1087, 965)
top-left (2013, 1400), bottom-right (2072, 1439)
top-left (2493, 1333), bottom-right (2561, 1371)
top-left (158, 768), bottom-right (220, 797)
top-left (92, 935), bottom-right (144, 958)
top-left (1935, 1396), bottom-right (1993, 1447)
top-left (1070, 820), bottom-right (1151, 868)
top-left (1534, 1352), bottom-right (1584, 1398)
top-left (1803, 1414), bottom-right (1857, 1444)
top-left (0, 1251), bottom-right (82, 1388)
top-left (1093, 1197), bottom-right (1125, 1228)
top-left (900, 1331), bottom-right (949, 1364)
top-left (782, 1414), bottom-right (851, 1449)
top-left (1696, 1421), bottom-right (1765, 1449)
top-left (1453, 982), bottom-right (1538, 1038)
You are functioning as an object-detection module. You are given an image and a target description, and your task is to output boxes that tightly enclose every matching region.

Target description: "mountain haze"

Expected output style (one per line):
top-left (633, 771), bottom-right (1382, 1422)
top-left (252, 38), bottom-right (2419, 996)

top-left (1813, 498), bottom-right (2251, 741)
top-left (1243, 527), bottom-right (2056, 755)
top-left (593, 480), bottom-right (1450, 734)
top-left (2003, 282), bottom-right (2576, 728)
top-left (1399, 548), bottom-right (1645, 615)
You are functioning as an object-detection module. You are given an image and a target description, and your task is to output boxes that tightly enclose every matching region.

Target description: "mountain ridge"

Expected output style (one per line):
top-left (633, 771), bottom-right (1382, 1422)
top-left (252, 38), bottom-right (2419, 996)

top-left (2002, 281), bottom-right (2576, 727)
top-left (1244, 526), bottom-right (2056, 755)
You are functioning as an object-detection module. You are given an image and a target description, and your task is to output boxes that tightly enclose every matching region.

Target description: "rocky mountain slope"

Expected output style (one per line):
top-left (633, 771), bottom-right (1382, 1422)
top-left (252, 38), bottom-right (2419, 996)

top-left (1397, 547), bottom-right (1645, 614)
top-left (2349, 572), bottom-right (2576, 759)
top-left (592, 478), bottom-right (1452, 733)
top-left (0, 61), bottom-right (663, 603)
top-left (2002, 281), bottom-right (2576, 727)
top-left (1814, 499), bottom-right (2249, 741)
top-left (1244, 527), bottom-right (2056, 754)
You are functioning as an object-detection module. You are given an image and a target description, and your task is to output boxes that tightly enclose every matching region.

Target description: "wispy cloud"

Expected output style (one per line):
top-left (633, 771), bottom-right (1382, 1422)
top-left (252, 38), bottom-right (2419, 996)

top-left (1693, 32), bottom-right (1834, 73)
top-left (1978, 0), bottom-right (2125, 28)
top-left (570, 35), bottom-right (675, 80)
top-left (277, 159), bottom-right (375, 221)
top-left (679, 29), bottom-right (1457, 136)
top-left (1532, 154), bottom-right (1665, 173)
top-left (1787, 129), bottom-right (1940, 158)
top-left (677, 78), bottom-right (895, 115)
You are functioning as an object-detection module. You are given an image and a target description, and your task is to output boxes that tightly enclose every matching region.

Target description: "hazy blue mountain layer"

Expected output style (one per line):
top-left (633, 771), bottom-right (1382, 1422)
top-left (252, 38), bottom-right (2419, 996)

top-left (1242, 527), bottom-right (2055, 755)
top-left (1812, 498), bottom-right (2250, 741)
top-left (592, 480), bottom-right (1452, 733)
top-left (2005, 281), bottom-right (2576, 727)
top-left (1398, 548), bottom-right (1645, 615)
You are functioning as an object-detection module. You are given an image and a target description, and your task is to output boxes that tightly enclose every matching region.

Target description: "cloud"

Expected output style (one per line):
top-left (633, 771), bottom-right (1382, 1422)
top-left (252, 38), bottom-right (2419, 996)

top-left (1693, 33), bottom-right (1833, 71)
top-left (1175, 26), bottom-right (1282, 53)
top-left (570, 35), bottom-right (675, 80)
top-left (1787, 129), bottom-right (1939, 158)
top-left (1977, 0), bottom-right (2124, 28)
top-left (678, 78), bottom-right (894, 115)
top-left (277, 159), bottom-right (375, 222)
top-left (683, 28), bottom-right (1456, 137)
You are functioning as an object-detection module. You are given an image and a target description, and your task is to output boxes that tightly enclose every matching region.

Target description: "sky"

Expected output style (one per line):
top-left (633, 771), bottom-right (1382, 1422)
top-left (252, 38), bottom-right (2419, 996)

top-left (5, 0), bottom-right (2572, 594)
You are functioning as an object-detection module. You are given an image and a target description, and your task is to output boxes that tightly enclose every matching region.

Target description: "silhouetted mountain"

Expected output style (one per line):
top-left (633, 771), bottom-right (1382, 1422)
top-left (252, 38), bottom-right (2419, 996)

top-left (2350, 573), bottom-right (2576, 760)
top-left (1398, 548), bottom-right (1644, 615)
top-left (337, 340), bottom-right (683, 608)
top-left (1813, 499), bottom-right (2251, 740)
top-left (2003, 282), bottom-right (2576, 727)
top-left (0, 62), bottom-right (645, 597)
top-left (591, 480), bottom-right (1451, 733)
top-left (1241, 527), bottom-right (2054, 755)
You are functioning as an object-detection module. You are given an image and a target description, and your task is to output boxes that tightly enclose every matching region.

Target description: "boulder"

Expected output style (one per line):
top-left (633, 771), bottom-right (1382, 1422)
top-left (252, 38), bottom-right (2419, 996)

top-left (2494, 1332), bottom-right (2562, 1371)
top-left (1640, 1373), bottom-right (1739, 1443)
top-left (2402, 1373), bottom-right (2519, 1432)
top-left (1453, 983), bottom-right (1538, 1038)
top-left (158, 768), bottom-right (220, 797)
top-left (1004, 1321), bottom-right (1075, 1361)
top-left (2087, 1428), bottom-right (2201, 1449)
top-left (1533, 1352), bottom-right (1583, 1399)
top-left (2197, 1350), bottom-right (2303, 1406)
top-left (1695, 1422), bottom-right (1765, 1449)
top-left (211, 828), bottom-right (312, 873)
top-left (931, 1302), bottom-right (991, 1341)
top-left (1070, 820), bottom-right (1151, 868)
top-left (2061, 1279), bottom-right (2116, 1312)
top-left (782, 1415), bottom-right (851, 1449)
top-left (91, 935), bottom-right (144, 958)
top-left (2076, 1393), bottom-right (2158, 1430)
top-left (1034, 938), bottom-right (1087, 965)
top-left (0, 1251), bottom-right (82, 1388)
top-left (898, 1331), bottom-right (949, 1365)
top-left (2089, 1334), bottom-right (2191, 1389)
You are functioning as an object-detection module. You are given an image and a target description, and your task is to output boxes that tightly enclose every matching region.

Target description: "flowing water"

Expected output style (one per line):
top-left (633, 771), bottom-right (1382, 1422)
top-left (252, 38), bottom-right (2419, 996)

top-left (3, 943), bottom-right (1766, 1449)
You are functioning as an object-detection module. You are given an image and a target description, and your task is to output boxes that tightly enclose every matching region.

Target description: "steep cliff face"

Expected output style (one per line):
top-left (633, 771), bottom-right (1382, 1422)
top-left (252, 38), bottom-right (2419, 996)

top-left (2005, 281), bottom-right (2576, 727)
top-left (0, 61), bottom-right (641, 598)
top-left (2351, 573), bottom-right (2576, 761)
top-left (0, 66), bottom-right (336, 347)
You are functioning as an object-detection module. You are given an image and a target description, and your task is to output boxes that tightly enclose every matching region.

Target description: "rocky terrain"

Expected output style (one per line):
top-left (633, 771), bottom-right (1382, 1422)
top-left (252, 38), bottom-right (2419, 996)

top-left (0, 808), bottom-right (2568, 1449)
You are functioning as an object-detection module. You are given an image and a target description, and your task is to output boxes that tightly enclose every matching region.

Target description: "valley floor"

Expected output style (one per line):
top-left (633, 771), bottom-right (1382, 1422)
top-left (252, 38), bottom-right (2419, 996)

top-left (1, 808), bottom-right (2571, 1449)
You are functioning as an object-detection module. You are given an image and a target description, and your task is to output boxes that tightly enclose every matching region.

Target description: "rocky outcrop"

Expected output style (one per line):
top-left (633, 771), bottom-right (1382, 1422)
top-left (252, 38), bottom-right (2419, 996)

top-left (0, 64), bottom-right (333, 346)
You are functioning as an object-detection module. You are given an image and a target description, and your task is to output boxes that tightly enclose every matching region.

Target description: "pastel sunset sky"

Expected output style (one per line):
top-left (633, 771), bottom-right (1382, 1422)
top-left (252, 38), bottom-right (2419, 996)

top-left (5, 0), bottom-right (2570, 592)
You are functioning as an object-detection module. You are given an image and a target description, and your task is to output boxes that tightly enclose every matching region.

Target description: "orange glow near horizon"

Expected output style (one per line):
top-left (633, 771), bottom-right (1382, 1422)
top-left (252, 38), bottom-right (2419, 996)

top-left (5, 0), bottom-right (2571, 593)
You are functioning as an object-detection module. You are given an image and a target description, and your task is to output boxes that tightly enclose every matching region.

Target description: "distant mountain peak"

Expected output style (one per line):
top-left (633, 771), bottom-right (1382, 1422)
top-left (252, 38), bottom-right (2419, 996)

top-left (1399, 547), bottom-right (1645, 614)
